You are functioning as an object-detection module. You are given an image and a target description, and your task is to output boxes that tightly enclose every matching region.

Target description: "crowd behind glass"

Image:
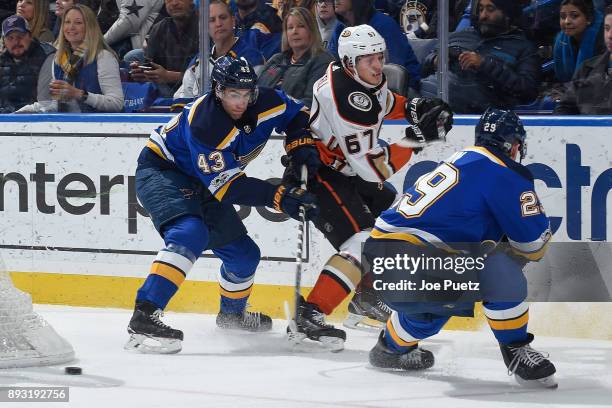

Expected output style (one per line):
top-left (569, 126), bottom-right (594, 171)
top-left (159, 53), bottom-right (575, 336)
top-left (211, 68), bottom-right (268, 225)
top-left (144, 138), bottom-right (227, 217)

top-left (0, 0), bottom-right (611, 114)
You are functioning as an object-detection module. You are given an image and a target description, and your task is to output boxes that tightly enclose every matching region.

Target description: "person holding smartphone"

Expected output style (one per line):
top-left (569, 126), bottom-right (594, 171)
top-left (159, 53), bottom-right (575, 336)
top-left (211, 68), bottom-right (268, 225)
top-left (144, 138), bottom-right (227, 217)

top-left (129, 0), bottom-right (198, 96)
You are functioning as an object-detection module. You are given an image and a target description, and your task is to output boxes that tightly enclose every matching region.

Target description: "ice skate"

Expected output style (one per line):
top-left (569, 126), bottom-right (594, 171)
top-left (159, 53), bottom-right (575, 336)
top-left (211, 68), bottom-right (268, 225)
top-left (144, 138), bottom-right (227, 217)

top-left (369, 331), bottom-right (434, 370)
top-left (343, 286), bottom-right (391, 332)
top-left (125, 301), bottom-right (183, 354)
top-left (287, 296), bottom-right (346, 352)
top-left (216, 308), bottom-right (272, 332)
top-left (499, 333), bottom-right (557, 389)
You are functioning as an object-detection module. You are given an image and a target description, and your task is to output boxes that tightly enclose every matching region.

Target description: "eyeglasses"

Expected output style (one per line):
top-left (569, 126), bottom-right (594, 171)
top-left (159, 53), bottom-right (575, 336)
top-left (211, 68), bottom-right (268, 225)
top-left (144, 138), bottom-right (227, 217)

top-left (317, 0), bottom-right (334, 4)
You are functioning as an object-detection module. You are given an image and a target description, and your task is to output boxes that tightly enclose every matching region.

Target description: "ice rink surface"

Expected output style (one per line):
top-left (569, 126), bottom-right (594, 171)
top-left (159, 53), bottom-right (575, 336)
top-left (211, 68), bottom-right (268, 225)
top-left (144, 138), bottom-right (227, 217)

top-left (1, 305), bottom-right (611, 408)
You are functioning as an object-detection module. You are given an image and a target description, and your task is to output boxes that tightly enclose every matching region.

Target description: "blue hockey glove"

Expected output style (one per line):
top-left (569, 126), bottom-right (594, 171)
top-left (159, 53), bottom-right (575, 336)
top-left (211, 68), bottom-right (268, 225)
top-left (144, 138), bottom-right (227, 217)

top-left (285, 136), bottom-right (322, 179)
top-left (289, 145), bottom-right (322, 178)
top-left (272, 184), bottom-right (319, 221)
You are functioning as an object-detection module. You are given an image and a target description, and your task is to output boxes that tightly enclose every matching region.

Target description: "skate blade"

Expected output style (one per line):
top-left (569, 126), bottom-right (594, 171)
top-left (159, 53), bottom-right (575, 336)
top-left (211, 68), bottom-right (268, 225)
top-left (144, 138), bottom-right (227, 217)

top-left (515, 374), bottom-right (558, 389)
top-left (284, 331), bottom-right (344, 353)
top-left (124, 333), bottom-right (182, 354)
top-left (319, 336), bottom-right (345, 353)
top-left (343, 312), bottom-right (385, 333)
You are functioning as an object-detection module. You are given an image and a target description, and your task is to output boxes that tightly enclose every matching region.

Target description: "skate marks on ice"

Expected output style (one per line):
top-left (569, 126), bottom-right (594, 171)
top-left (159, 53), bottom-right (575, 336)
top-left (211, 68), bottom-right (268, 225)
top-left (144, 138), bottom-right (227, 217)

top-left (176, 326), bottom-right (368, 363)
top-left (347, 337), bottom-right (612, 407)
top-left (0, 365), bottom-right (123, 388)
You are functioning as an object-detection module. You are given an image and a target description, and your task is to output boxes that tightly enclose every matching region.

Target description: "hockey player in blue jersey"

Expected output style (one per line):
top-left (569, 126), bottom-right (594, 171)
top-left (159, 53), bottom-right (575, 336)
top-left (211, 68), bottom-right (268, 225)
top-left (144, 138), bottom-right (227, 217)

top-left (367, 108), bottom-right (557, 388)
top-left (125, 56), bottom-right (319, 354)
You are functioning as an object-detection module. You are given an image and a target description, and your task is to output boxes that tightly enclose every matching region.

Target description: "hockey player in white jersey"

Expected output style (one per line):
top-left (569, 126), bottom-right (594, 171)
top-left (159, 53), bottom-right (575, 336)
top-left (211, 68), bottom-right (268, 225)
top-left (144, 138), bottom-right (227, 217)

top-left (284, 24), bottom-right (453, 349)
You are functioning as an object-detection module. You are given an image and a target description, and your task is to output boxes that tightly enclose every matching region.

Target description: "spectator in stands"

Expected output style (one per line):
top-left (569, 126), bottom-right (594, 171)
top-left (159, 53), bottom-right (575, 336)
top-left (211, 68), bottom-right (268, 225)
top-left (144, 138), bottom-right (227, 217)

top-left (18, 4), bottom-right (123, 112)
top-left (0, 14), bottom-right (55, 112)
top-left (421, 0), bottom-right (540, 113)
top-left (235, 0), bottom-right (282, 35)
top-left (129, 0), bottom-right (198, 97)
top-left (16, 0), bottom-right (54, 42)
top-left (258, 7), bottom-right (333, 107)
top-left (174, 0), bottom-right (264, 98)
top-left (329, 0), bottom-right (422, 92)
top-left (103, 0), bottom-right (163, 59)
top-left (555, 5), bottom-right (612, 114)
top-left (52, 1), bottom-right (100, 38)
top-left (315, 0), bottom-right (337, 48)
top-left (398, 0), bottom-right (471, 39)
top-left (554, 0), bottom-right (606, 82)
top-left (52, 0), bottom-right (73, 37)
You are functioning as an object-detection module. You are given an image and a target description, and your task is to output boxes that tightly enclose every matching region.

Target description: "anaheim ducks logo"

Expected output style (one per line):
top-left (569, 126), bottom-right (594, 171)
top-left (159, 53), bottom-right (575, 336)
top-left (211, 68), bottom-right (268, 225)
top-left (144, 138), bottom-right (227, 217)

top-left (341, 30), bottom-right (351, 37)
top-left (348, 92), bottom-right (372, 111)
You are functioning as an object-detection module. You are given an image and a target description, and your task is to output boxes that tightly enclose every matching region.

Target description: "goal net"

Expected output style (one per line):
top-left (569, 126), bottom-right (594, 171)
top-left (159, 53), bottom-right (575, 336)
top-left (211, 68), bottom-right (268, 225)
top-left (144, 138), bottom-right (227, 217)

top-left (0, 255), bottom-right (74, 369)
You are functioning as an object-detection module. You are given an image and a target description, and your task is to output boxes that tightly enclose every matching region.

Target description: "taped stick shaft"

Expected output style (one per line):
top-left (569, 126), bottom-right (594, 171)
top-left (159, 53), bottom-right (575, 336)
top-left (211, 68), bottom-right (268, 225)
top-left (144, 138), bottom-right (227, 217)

top-left (294, 164), bottom-right (308, 327)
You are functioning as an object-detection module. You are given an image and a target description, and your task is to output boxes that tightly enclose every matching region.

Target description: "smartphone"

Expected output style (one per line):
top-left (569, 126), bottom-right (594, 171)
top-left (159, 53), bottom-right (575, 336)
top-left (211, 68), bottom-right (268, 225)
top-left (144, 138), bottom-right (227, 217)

top-left (138, 58), bottom-right (154, 71)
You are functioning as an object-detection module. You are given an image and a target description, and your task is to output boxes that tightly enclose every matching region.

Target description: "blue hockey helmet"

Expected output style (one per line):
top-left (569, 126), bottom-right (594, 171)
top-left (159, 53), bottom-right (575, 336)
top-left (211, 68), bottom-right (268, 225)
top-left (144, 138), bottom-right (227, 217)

top-left (211, 56), bottom-right (258, 104)
top-left (475, 107), bottom-right (527, 161)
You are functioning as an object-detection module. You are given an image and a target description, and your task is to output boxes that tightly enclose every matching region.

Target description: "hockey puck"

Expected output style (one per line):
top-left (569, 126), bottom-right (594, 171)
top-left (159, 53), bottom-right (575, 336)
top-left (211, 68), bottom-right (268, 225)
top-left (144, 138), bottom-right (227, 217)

top-left (64, 366), bottom-right (82, 375)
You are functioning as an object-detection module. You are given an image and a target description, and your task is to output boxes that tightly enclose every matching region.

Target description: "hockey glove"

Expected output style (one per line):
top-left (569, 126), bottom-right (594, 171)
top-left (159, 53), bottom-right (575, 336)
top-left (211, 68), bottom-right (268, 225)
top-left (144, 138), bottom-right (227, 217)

top-left (401, 98), bottom-right (453, 150)
top-left (272, 184), bottom-right (319, 221)
top-left (288, 145), bottom-right (322, 178)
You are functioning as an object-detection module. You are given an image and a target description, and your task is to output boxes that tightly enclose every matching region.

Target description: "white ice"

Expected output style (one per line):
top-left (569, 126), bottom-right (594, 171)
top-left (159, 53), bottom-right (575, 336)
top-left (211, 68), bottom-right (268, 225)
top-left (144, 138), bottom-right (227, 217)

top-left (1, 305), bottom-right (611, 408)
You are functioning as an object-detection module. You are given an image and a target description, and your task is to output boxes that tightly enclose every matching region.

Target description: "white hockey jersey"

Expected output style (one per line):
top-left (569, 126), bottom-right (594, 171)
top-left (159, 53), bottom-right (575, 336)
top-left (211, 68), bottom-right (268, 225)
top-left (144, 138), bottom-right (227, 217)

top-left (310, 61), bottom-right (415, 183)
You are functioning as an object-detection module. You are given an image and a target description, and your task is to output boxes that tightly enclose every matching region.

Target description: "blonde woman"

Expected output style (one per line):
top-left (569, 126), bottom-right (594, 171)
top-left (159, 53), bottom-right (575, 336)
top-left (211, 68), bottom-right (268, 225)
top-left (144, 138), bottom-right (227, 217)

top-left (19, 4), bottom-right (123, 112)
top-left (257, 7), bottom-right (333, 107)
top-left (16, 0), bottom-right (54, 42)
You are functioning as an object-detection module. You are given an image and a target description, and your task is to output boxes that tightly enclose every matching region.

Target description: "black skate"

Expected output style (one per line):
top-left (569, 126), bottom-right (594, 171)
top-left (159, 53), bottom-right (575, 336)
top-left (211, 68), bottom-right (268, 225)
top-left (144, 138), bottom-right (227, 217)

top-left (216, 309), bottom-right (272, 332)
top-left (499, 333), bottom-right (557, 389)
top-left (343, 286), bottom-right (391, 332)
top-left (287, 296), bottom-right (346, 352)
top-left (369, 331), bottom-right (434, 370)
top-left (125, 301), bottom-right (183, 354)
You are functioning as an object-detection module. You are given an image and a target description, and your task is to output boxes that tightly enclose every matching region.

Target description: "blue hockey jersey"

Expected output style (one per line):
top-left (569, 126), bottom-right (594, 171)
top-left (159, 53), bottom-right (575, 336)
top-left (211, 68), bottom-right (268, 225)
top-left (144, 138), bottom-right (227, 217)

top-left (372, 146), bottom-right (551, 260)
top-left (145, 87), bottom-right (309, 202)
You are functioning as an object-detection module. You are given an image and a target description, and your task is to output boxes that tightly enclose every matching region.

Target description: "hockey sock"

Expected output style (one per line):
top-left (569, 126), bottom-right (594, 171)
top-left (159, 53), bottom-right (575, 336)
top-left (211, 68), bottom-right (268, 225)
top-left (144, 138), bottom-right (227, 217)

top-left (307, 253), bottom-right (361, 315)
top-left (384, 311), bottom-right (449, 353)
top-left (218, 265), bottom-right (254, 314)
top-left (137, 245), bottom-right (196, 310)
top-left (213, 236), bottom-right (260, 315)
top-left (484, 301), bottom-right (529, 345)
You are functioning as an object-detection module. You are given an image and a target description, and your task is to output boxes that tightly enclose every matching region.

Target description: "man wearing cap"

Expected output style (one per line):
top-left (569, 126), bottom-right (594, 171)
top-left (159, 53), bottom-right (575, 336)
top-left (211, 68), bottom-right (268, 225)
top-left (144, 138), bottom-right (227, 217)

top-left (0, 14), bottom-right (55, 113)
top-left (420, 0), bottom-right (540, 113)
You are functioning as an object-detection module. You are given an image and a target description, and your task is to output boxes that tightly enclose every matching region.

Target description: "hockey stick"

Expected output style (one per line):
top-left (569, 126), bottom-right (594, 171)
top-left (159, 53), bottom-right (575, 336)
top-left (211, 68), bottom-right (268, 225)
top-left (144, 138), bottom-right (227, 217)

top-left (279, 156), bottom-right (308, 338)
top-left (293, 164), bottom-right (308, 331)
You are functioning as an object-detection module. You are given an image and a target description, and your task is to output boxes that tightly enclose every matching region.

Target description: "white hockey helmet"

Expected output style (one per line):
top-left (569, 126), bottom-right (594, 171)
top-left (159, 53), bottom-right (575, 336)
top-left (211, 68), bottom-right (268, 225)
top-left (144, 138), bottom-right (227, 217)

top-left (337, 24), bottom-right (386, 71)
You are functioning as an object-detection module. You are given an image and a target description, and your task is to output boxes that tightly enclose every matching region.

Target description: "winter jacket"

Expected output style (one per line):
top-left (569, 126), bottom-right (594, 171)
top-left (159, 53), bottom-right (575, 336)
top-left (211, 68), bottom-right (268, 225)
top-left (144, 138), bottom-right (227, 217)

top-left (104, 0), bottom-right (163, 50)
top-left (235, 2), bottom-right (282, 35)
top-left (555, 52), bottom-right (612, 115)
top-left (328, 1), bottom-right (421, 91)
top-left (421, 27), bottom-right (540, 113)
top-left (257, 49), bottom-right (334, 108)
top-left (145, 13), bottom-right (199, 95)
top-left (0, 0), bottom-right (17, 22)
top-left (0, 39), bottom-right (54, 113)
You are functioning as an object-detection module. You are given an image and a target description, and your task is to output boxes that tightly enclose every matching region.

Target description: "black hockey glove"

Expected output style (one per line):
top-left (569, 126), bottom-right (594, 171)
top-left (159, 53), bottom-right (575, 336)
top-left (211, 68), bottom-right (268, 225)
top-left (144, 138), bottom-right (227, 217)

top-left (284, 136), bottom-right (322, 179)
top-left (288, 145), bottom-right (322, 178)
top-left (401, 98), bottom-right (453, 150)
top-left (272, 183), bottom-right (319, 221)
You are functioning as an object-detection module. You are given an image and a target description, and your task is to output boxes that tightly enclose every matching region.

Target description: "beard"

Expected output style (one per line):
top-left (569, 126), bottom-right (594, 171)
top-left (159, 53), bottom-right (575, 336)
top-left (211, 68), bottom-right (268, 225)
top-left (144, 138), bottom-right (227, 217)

top-left (478, 17), bottom-right (510, 37)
